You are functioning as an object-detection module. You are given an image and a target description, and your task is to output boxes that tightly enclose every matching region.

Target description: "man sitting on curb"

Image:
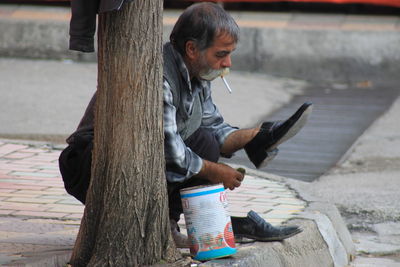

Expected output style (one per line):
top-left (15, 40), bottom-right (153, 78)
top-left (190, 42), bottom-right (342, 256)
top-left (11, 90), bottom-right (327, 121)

top-left (162, 2), bottom-right (311, 247)
top-left (59, 2), bottom-right (312, 248)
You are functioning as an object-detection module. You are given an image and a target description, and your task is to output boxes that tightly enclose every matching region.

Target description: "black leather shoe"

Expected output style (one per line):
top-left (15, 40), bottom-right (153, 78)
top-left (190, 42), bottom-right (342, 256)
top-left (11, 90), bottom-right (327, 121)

top-left (245, 102), bottom-right (313, 168)
top-left (231, 211), bottom-right (303, 243)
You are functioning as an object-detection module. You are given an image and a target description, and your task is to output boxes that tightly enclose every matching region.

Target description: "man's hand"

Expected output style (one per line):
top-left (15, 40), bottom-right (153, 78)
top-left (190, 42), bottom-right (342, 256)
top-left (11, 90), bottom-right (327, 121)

top-left (196, 160), bottom-right (244, 190)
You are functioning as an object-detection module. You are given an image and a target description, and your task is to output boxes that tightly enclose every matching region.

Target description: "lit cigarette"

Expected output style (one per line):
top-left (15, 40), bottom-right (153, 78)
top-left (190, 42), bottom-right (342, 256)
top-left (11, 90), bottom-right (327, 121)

top-left (221, 76), bottom-right (232, 94)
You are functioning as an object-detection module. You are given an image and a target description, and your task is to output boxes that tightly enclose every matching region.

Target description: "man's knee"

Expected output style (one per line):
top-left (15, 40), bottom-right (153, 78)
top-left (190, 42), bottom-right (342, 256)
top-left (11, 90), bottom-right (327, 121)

top-left (184, 128), bottom-right (220, 162)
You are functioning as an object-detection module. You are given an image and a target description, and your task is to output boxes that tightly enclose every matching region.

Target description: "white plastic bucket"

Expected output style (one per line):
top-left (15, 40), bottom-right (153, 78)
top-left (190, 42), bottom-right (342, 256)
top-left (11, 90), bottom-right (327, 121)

top-left (180, 184), bottom-right (236, 261)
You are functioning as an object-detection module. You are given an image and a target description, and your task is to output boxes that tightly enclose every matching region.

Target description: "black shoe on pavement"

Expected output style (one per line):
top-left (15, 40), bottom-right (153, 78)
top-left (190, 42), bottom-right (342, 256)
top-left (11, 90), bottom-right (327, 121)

top-left (231, 210), bottom-right (303, 243)
top-left (245, 102), bottom-right (313, 169)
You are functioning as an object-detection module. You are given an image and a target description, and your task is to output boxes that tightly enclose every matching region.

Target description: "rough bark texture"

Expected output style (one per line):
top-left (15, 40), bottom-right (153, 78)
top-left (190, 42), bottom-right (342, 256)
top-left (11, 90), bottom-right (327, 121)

top-left (70, 1), bottom-right (179, 266)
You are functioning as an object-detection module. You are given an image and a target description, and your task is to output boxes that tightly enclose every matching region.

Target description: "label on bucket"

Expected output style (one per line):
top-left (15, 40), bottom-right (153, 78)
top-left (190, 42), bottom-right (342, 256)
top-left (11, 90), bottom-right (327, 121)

top-left (180, 184), bottom-right (236, 261)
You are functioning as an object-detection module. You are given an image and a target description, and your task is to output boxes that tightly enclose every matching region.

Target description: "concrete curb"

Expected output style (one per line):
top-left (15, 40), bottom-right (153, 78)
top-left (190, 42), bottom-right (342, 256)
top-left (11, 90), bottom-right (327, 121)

top-left (7, 203), bottom-right (353, 267)
top-left (211, 164), bottom-right (356, 267)
top-left (203, 219), bottom-right (334, 267)
top-left (233, 27), bottom-right (400, 82)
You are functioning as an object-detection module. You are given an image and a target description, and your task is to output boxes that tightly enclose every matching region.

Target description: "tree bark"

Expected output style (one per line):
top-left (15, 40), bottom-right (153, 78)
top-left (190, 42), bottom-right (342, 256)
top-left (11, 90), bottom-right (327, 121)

top-left (70, 1), bottom-right (179, 266)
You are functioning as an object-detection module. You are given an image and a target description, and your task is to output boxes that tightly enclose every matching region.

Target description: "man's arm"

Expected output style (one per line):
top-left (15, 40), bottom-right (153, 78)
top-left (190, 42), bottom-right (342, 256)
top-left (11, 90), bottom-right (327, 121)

top-left (164, 80), bottom-right (204, 182)
top-left (196, 85), bottom-right (260, 189)
top-left (196, 160), bottom-right (244, 190)
top-left (193, 128), bottom-right (259, 190)
top-left (199, 84), bottom-right (260, 155)
top-left (220, 128), bottom-right (259, 155)
top-left (164, 80), bottom-right (244, 189)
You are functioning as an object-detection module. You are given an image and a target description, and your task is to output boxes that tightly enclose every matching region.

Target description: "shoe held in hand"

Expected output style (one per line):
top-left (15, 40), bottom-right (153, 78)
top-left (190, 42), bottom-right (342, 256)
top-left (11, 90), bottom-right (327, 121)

top-left (245, 102), bottom-right (313, 168)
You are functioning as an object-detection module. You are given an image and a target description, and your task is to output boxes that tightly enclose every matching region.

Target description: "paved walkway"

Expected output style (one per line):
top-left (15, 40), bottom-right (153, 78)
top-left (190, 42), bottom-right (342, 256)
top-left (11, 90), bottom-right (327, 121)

top-left (0, 139), bottom-right (306, 265)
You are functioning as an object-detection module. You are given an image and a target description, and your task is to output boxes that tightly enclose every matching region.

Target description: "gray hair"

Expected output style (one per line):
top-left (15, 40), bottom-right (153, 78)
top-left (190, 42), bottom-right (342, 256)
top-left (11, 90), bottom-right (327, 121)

top-left (170, 2), bottom-right (239, 56)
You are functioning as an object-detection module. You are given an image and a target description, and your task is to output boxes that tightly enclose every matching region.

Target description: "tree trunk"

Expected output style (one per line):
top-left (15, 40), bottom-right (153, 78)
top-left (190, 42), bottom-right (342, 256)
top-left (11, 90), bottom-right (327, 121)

top-left (69, 1), bottom-right (179, 266)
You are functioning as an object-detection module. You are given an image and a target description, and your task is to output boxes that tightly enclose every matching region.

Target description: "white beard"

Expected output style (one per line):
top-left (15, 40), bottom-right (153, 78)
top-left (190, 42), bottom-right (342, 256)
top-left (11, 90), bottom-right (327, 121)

top-left (199, 67), bottom-right (230, 81)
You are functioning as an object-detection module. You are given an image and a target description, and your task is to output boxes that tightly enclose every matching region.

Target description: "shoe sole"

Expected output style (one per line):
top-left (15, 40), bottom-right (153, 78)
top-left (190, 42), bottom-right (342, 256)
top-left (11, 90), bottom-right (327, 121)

top-left (235, 228), bottom-right (303, 243)
top-left (257, 104), bottom-right (311, 169)
top-left (257, 148), bottom-right (278, 169)
top-left (266, 103), bottom-right (313, 152)
top-left (246, 102), bottom-right (313, 169)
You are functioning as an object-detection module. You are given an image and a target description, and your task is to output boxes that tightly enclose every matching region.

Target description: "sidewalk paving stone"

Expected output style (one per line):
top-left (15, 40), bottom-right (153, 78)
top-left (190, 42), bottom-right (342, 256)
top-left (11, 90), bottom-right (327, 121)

top-left (251, 197), bottom-right (280, 203)
top-left (0, 139), bottom-right (306, 265)
top-left (0, 144), bottom-right (28, 157)
top-left (0, 210), bottom-right (13, 215)
top-left (0, 178), bottom-right (40, 184)
top-left (3, 152), bottom-right (35, 159)
top-left (35, 181), bottom-right (64, 187)
top-left (0, 192), bottom-right (41, 198)
top-left (46, 187), bottom-right (67, 193)
top-left (56, 199), bottom-right (84, 205)
top-left (10, 171), bottom-right (59, 178)
top-left (0, 203), bottom-right (47, 212)
top-left (274, 204), bottom-right (307, 210)
top-left (4, 176), bottom-right (56, 181)
top-left (45, 205), bottom-right (84, 214)
top-left (0, 189), bottom-right (16, 193)
top-left (32, 165), bottom-right (59, 170)
top-left (0, 182), bottom-right (49, 190)
top-left (267, 209), bottom-right (303, 215)
top-left (0, 165), bottom-right (39, 172)
top-left (12, 211), bottom-right (69, 218)
top-left (38, 194), bottom-right (74, 200)
top-left (263, 213), bottom-right (298, 220)
top-left (64, 214), bottom-right (83, 220)
top-left (4, 197), bottom-right (60, 204)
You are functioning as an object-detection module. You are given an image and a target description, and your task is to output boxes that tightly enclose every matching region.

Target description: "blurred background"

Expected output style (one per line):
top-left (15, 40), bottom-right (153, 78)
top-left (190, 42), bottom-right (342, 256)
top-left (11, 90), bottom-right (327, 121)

top-left (2, 0), bottom-right (400, 13)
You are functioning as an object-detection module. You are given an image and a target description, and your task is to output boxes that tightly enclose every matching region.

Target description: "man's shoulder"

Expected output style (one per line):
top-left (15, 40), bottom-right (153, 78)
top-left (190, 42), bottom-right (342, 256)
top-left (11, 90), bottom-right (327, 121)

top-left (163, 43), bottom-right (181, 84)
top-left (163, 42), bottom-right (175, 63)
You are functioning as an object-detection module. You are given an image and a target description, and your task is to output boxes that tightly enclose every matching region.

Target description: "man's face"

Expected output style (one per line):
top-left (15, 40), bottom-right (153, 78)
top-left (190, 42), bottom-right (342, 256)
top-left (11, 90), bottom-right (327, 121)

top-left (187, 33), bottom-right (236, 80)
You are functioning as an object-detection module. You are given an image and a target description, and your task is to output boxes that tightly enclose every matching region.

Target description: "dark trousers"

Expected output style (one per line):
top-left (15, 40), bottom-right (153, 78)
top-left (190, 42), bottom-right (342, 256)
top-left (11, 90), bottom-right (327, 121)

top-left (59, 131), bottom-right (93, 204)
top-left (59, 128), bottom-right (221, 222)
top-left (167, 128), bottom-right (221, 222)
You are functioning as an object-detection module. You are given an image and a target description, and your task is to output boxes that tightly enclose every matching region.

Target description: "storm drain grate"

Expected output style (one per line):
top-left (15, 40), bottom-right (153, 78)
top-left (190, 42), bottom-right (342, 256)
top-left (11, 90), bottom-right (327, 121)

top-left (224, 81), bottom-right (399, 182)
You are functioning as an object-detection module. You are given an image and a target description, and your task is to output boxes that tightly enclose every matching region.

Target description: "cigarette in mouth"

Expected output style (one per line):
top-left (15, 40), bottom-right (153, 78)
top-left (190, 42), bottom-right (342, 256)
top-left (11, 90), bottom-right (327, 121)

top-left (221, 76), bottom-right (232, 94)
